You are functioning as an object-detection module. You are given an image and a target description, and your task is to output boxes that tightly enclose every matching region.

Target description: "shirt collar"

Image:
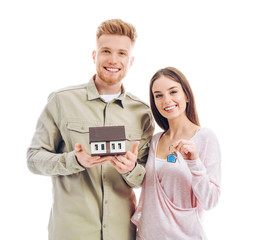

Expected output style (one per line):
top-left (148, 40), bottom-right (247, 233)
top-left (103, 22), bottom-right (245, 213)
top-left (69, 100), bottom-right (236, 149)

top-left (87, 75), bottom-right (126, 108)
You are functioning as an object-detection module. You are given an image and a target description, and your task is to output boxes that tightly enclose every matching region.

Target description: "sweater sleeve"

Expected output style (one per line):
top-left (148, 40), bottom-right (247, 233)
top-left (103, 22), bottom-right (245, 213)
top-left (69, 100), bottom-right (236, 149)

top-left (186, 129), bottom-right (221, 210)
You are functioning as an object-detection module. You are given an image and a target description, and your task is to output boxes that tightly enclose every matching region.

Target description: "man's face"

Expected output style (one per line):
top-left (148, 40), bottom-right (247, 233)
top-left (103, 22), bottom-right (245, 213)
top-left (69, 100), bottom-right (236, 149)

top-left (92, 34), bottom-right (134, 87)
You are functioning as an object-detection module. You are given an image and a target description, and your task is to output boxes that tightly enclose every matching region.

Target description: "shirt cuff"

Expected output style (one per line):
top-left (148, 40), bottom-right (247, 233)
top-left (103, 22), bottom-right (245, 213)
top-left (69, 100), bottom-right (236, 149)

top-left (67, 151), bottom-right (86, 172)
top-left (122, 163), bottom-right (146, 188)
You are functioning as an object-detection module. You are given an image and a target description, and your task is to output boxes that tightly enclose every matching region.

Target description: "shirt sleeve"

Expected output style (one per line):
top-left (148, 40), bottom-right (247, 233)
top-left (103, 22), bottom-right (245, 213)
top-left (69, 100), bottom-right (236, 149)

top-left (186, 129), bottom-right (221, 210)
top-left (27, 93), bottom-right (85, 176)
top-left (122, 112), bottom-right (155, 188)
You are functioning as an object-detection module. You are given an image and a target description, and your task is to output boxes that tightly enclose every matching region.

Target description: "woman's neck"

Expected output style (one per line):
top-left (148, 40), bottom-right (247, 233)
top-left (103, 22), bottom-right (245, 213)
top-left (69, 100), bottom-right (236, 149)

top-left (166, 117), bottom-right (199, 141)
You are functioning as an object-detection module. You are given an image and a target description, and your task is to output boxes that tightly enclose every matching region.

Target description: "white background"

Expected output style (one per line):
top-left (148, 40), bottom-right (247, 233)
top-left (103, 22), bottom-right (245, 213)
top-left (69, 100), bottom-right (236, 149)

top-left (1, 0), bottom-right (254, 239)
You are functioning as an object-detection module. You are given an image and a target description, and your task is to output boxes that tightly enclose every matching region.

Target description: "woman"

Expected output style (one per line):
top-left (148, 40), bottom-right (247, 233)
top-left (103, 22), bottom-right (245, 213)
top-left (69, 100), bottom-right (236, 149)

top-left (131, 67), bottom-right (221, 240)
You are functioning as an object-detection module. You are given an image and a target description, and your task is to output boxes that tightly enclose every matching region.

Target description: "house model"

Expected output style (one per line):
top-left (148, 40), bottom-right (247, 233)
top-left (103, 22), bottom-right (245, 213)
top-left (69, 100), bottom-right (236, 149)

top-left (89, 126), bottom-right (126, 156)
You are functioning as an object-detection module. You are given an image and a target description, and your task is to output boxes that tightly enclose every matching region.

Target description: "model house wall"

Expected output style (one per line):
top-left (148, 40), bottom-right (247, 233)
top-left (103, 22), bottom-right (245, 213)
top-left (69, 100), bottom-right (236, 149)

top-left (89, 126), bottom-right (126, 156)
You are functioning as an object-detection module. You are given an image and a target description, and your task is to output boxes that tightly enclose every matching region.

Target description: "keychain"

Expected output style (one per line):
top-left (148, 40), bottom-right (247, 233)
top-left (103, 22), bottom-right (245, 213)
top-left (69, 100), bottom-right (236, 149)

top-left (167, 145), bottom-right (178, 163)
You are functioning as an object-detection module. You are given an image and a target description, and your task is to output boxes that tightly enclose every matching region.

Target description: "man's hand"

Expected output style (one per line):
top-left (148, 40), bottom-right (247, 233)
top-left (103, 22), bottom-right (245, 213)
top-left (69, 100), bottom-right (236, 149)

top-left (109, 141), bottom-right (140, 174)
top-left (75, 143), bottom-right (110, 168)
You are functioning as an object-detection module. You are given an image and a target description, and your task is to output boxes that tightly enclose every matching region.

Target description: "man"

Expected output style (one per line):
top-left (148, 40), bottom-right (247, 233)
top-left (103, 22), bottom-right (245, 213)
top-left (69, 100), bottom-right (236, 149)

top-left (27, 19), bottom-right (154, 240)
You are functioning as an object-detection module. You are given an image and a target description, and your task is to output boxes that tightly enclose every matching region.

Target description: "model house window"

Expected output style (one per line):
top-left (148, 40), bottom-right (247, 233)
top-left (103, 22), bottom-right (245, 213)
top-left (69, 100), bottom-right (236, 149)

top-left (91, 142), bottom-right (107, 155)
top-left (110, 141), bottom-right (125, 153)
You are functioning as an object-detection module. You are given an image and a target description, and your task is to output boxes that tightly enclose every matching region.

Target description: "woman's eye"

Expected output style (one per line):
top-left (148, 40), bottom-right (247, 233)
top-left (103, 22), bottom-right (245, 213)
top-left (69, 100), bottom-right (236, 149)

top-left (155, 94), bottom-right (162, 98)
top-left (171, 90), bottom-right (177, 94)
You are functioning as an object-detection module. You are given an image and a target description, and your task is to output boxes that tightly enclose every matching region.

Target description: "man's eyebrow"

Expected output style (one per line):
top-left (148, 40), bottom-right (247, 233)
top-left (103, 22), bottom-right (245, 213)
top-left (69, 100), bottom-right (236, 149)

top-left (100, 47), bottom-right (110, 50)
top-left (119, 49), bottom-right (128, 52)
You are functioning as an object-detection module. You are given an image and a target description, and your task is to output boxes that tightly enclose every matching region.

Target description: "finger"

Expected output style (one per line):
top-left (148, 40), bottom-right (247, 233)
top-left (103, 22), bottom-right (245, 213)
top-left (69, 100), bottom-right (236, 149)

top-left (172, 140), bottom-right (181, 149)
top-left (90, 156), bottom-right (102, 161)
top-left (109, 159), bottom-right (124, 169)
top-left (75, 143), bottom-right (82, 152)
top-left (173, 140), bottom-right (185, 152)
top-left (132, 141), bottom-right (140, 156)
top-left (109, 159), bottom-right (117, 167)
top-left (111, 158), bottom-right (126, 170)
top-left (174, 140), bottom-right (191, 152)
top-left (126, 150), bottom-right (137, 163)
top-left (88, 156), bottom-right (110, 167)
top-left (100, 156), bottom-right (115, 161)
top-left (175, 141), bottom-right (184, 152)
top-left (115, 155), bottom-right (128, 165)
top-left (90, 160), bottom-right (109, 167)
top-left (179, 143), bottom-right (189, 153)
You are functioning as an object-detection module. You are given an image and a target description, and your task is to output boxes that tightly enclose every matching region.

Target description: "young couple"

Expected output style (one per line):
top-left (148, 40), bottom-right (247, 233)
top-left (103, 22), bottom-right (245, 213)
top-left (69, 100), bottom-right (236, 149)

top-left (27, 19), bottom-right (221, 240)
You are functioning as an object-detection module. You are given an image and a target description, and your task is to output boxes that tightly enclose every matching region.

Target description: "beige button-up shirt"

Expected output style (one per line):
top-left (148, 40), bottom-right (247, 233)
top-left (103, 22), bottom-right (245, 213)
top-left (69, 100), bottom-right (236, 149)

top-left (27, 77), bottom-right (154, 240)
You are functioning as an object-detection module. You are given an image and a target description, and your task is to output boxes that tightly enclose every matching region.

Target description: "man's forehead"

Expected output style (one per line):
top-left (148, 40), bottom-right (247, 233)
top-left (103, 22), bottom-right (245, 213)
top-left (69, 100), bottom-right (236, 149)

top-left (96, 34), bottom-right (133, 50)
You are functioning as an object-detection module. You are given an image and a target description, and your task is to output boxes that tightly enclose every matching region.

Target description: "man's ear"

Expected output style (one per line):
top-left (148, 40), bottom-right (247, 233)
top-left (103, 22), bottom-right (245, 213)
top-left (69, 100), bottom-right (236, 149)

top-left (92, 50), bottom-right (96, 63)
top-left (129, 56), bottom-right (134, 68)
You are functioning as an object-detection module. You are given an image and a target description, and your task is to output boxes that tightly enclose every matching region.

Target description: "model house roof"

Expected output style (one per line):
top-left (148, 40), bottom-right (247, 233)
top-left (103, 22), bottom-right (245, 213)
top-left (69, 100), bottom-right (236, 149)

top-left (89, 126), bottom-right (126, 143)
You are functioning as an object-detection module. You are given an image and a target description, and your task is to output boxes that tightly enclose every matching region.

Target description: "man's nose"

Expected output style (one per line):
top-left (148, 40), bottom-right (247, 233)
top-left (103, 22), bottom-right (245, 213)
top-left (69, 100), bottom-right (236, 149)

top-left (108, 53), bottom-right (118, 64)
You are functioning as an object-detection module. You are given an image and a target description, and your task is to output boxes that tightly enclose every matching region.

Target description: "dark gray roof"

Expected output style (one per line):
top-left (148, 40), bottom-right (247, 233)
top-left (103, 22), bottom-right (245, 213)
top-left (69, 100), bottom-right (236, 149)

top-left (89, 126), bottom-right (126, 142)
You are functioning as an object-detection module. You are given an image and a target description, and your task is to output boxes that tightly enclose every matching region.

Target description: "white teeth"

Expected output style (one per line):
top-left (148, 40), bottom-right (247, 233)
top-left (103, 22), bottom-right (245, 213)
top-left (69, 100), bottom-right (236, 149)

top-left (106, 68), bottom-right (119, 72)
top-left (165, 106), bottom-right (176, 111)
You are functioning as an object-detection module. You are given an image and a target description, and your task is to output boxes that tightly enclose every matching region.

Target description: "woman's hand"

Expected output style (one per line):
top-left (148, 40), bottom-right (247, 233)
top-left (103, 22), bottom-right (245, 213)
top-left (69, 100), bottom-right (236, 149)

top-left (173, 139), bottom-right (198, 160)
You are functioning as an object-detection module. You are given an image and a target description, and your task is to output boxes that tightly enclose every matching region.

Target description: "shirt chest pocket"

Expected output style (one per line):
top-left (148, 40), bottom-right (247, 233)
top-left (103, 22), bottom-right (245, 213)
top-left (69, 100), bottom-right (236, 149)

top-left (66, 121), bottom-right (91, 153)
top-left (125, 127), bottom-right (144, 152)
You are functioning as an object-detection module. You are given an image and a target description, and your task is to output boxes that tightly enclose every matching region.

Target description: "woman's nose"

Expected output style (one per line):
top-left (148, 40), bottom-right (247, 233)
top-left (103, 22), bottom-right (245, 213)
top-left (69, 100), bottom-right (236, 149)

top-left (163, 95), bottom-right (172, 104)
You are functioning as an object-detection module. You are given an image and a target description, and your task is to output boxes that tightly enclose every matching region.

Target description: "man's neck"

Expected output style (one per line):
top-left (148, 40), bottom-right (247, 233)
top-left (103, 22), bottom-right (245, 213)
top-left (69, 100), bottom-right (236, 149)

top-left (93, 75), bottom-right (122, 95)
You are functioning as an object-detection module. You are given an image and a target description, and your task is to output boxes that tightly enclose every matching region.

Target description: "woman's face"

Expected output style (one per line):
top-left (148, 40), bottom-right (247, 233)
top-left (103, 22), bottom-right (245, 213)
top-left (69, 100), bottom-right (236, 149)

top-left (152, 76), bottom-right (188, 121)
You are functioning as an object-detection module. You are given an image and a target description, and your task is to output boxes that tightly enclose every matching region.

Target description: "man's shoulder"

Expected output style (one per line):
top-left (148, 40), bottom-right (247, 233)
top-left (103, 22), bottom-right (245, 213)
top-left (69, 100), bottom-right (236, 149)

top-left (48, 83), bottom-right (88, 100)
top-left (55, 83), bottom-right (88, 94)
top-left (125, 92), bottom-right (150, 108)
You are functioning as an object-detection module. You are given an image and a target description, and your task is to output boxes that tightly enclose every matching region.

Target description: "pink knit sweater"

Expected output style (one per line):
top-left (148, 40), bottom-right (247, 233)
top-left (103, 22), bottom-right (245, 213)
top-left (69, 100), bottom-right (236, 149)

top-left (131, 128), bottom-right (221, 240)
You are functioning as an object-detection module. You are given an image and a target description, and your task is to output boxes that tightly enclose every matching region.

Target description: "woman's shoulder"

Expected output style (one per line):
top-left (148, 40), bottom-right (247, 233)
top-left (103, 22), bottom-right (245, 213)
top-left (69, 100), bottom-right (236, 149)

top-left (150, 131), bottom-right (164, 143)
top-left (196, 127), bottom-right (218, 138)
top-left (194, 127), bottom-right (220, 147)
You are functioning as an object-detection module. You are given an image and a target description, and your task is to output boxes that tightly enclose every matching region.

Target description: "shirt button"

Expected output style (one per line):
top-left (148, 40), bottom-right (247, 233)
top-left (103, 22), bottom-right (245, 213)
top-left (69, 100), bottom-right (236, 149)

top-left (105, 200), bottom-right (108, 204)
top-left (103, 224), bottom-right (106, 228)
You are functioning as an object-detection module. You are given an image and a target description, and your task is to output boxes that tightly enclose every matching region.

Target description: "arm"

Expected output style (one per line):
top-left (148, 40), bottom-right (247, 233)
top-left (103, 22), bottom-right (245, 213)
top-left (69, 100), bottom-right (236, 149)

top-left (114, 113), bottom-right (155, 188)
top-left (27, 93), bottom-right (85, 176)
top-left (174, 131), bottom-right (221, 210)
